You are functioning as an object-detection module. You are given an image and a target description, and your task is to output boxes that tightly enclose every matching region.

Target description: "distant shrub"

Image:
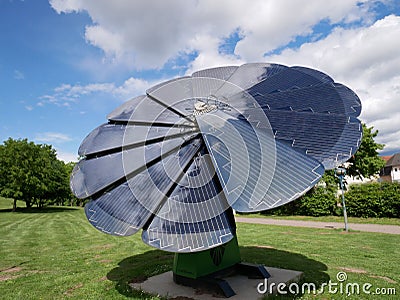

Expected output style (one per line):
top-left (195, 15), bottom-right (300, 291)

top-left (296, 186), bottom-right (338, 216)
top-left (259, 182), bottom-right (400, 218)
top-left (261, 186), bottom-right (337, 217)
top-left (345, 182), bottom-right (400, 218)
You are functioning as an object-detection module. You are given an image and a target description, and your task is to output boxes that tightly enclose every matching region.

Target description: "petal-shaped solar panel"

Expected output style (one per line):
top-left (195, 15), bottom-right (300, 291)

top-left (71, 63), bottom-right (362, 254)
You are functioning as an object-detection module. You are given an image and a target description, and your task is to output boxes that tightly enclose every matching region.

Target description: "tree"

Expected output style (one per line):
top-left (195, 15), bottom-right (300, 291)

top-left (0, 138), bottom-right (71, 211)
top-left (347, 123), bottom-right (385, 179)
top-left (63, 162), bottom-right (82, 206)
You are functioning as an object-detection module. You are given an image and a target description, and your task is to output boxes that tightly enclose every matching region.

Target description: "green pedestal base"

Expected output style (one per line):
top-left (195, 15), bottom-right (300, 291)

top-left (173, 237), bottom-right (241, 279)
top-left (172, 236), bottom-right (270, 297)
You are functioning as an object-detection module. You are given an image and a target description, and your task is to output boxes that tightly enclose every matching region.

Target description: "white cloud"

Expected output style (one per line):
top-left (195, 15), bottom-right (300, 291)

top-left (38, 77), bottom-right (152, 107)
top-left (185, 34), bottom-right (245, 75)
top-left (85, 25), bottom-right (124, 59)
top-left (49, 0), bottom-right (84, 13)
top-left (49, 0), bottom-right (399, 153)
top-left (113, 77), bottom-right (153, 99)
top-left (50, 0), bottom-right (375, 69)
top-left (54, 82), bottom-right (115, 97)
top-left (56, 150), bottom-right (78, 163)
top-left (35, 132), bottom-right (73, 143)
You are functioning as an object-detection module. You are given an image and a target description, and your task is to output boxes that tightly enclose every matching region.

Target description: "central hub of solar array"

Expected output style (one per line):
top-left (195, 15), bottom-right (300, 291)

top-left (193, 100), bottom-right (217, 115)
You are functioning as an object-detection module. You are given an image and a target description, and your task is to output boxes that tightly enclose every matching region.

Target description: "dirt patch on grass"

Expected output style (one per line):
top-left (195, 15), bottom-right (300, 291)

top-left (0, 274), bottom-right (22, 282)
top-left (64, 283), bottom-right (84, 296)
top-left (1, 266), bottom-right (22, 273)
top-left (27, 270), bottom-right (47, 275)
top-left (361, 246), bottom-right (373, 250)
top-left (338, 267), bottom-right (367, 274)
top-left (253, 245), bottom-right (275, 249)
top-left (369, 275), bottom-right (397, 284)
top-left (0, 266), bottom-right (23, 281)
top-left (98, 259), bottom-right (112, 264)
top-left (97, 276), bottom-right (108, 282)
top-left (94, 244), bottom-right (113, 250)
top-left (0, 267), bottom-right (47, 281)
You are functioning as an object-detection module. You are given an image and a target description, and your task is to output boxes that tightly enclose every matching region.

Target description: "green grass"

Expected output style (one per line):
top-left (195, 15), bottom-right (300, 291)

top-left (0, 197), bottom-right (26, 210)
top-left (238, 213), bottom-right (400, 226)
top-left (0, 198), bottom-right (399, 299)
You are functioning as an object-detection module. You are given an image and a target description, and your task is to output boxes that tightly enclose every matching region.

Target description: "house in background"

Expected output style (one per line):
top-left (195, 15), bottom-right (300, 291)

top-left (379, 153), bottom-right (400, 183)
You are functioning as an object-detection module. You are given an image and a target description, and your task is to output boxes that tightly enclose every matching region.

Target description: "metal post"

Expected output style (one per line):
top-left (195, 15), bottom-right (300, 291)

top-left (339, 176), bottom-right (349, 232)
top-left (335, 167), bottom-right (349, 232)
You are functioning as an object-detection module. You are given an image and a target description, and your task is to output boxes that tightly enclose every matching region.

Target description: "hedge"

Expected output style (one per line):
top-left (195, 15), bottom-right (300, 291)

top-left (345, 182), bottom-right (400, 218)
top-left (259, 182), bottom-right (400, 218)
top-left (261, 186), bottom-right (338, 217)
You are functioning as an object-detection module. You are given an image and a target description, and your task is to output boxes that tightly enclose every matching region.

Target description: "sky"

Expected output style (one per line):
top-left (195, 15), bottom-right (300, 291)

top-left (1, 0), bottom-right (399, 162)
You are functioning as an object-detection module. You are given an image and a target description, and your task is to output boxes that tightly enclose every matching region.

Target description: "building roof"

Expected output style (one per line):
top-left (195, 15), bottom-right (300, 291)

top-left (381, 155), bottom-right (392, 162)
top-left (386, 153), bottom-right (400, 167)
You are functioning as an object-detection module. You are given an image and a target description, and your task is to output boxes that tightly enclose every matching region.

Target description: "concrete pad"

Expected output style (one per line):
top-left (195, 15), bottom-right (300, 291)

top-left (131, 267), bottom-right (303, 299)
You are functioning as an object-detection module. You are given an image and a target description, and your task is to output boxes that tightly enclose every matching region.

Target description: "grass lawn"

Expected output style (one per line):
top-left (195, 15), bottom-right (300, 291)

top-left (0, 198), bottom-right (399, 299)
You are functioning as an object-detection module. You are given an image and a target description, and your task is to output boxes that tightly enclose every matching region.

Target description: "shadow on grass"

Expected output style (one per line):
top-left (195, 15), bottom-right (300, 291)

top-left (0, 206), bottom-right (80, 213)
top-left (107, 246), bottom-right (329, 299)
top-left (107, 249), bottom-right (174, 298)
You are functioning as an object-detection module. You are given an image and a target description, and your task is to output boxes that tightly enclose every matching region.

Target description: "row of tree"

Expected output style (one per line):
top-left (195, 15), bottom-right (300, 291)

top-left (0, 138), bottom-right (79, 211)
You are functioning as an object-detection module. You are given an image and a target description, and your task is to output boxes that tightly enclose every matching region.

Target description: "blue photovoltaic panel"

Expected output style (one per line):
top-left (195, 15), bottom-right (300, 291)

top-left (147, 77), bottom-right (229, 117)
top-left (142, 150), bottom-right (234, 252)
top-left (212, 63), bottom-right (287, 100)
top-left (72, 62), bottom-right (362, 253)
top-left (142, 211), bottom-right (235, 252)
top-left (250, 82), bottom-right (361, 117)
top-left (151, 148), bottom-right (229, 223)
top-left (196, 109), bottom-right (323, 212)
top-left (146, 76), bottom-right (191, 95)
top-left (245, 67), bottom-right (327, 96)
top-left (107, 95), bottom-right (146, 121)
top-left (248, 139), bottom-right (324, 211)
top-left (71, 136), bottom-right (191, 198)
top-left (192, 66), bottom-right (238, 81)
top-left (108, 94), bottom-right (193, 126)
top-left (84, 138), bottom-right (202, 236)
top-left (147, 78), bottom-right (194, 113)
top-left (219, 63), bottom-right (287, 91)
top-left (291, 66), bottom-right (334, 84)
top-left (196, 109), bottom-right (275, 211)
top-left (262, 109), bottom-right (362, 169)
top-left (78, 122), bottom-right (197, 156)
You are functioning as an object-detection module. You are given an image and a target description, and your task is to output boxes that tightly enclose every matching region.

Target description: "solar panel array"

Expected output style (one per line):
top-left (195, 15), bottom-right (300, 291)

top-left (71, 63), bottom-right (362, 252)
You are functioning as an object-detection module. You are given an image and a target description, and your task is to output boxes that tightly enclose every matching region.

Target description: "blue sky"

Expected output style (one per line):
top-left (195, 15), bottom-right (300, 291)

top-left (1, 0), bottom-right (399, 161)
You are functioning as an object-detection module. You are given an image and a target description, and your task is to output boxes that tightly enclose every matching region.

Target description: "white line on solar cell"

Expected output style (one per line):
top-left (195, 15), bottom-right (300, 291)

top-left (189, 159), bottom-right (206, 249)
top-left (199, 158), bottom-right (216, 248)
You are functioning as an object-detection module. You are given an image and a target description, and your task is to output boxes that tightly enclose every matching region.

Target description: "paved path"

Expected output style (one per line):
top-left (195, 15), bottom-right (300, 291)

top-left (235, 217), bottom-right (400, 234)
